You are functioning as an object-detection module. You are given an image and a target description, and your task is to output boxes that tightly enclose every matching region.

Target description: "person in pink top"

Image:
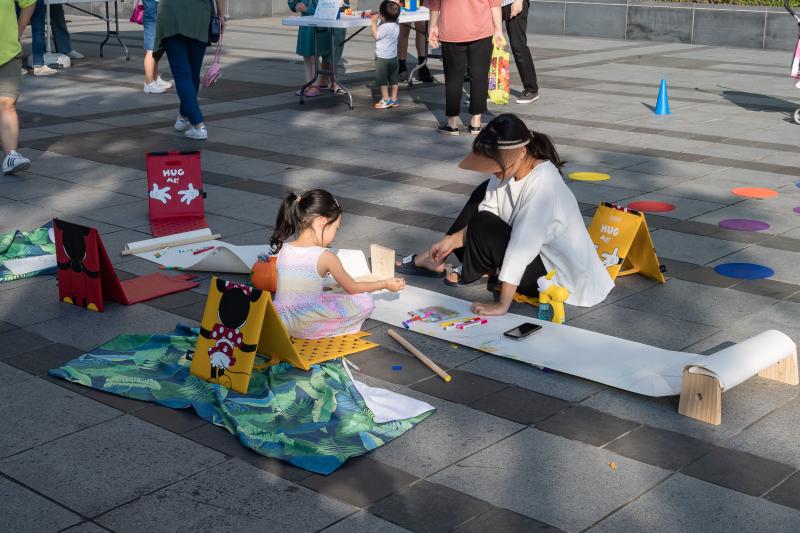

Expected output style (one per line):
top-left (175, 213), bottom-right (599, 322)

top-left (428, 0), bottom-right (505, 135)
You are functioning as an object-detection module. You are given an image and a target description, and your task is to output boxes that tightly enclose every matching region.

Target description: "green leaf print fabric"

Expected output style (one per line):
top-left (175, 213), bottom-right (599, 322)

top-left (0, 222), bottom-right (57, 283)
top-left (48, 324), bottom-right (434, 474)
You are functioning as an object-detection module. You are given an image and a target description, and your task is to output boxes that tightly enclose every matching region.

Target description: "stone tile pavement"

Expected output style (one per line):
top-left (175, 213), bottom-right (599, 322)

top-left (2, 13), bottom-right (800, 533)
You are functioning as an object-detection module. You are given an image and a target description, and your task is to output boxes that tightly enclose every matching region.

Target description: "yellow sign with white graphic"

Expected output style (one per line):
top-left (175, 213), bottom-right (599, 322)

top-left (588, 202), bottom-right (666, 283)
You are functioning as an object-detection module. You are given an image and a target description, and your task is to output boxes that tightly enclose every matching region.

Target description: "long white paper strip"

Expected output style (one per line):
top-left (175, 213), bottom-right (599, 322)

top-left (336, 250), bottom-right (795, 397)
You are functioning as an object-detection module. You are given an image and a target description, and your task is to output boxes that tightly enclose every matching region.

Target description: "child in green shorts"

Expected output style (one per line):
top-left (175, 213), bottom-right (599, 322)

top-left (371, 0), bottom-right (400, 109)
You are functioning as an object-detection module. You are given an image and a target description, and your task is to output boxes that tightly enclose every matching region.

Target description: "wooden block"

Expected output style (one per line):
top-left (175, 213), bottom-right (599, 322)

top-left (678, 369), bottom-right (722, 425)
top-left (370, 244), bottom-right (395, 280)
top-left (758, 353), bottom-right (800, 386)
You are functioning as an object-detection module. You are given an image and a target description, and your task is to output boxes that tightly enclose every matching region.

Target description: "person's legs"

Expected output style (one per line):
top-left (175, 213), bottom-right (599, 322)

top-left (185, 37), bottom-right (208, 124)
top-left (0, 59), bottom-right (29, 173)
top-left (30, 0), bottom-right (46, 67)
top-left (515, 254), bottom-right (547, 296)
top-left (466, 37), bottom-right (492, 126)
top-left (408, 180), bottom-right (490, 271)
top-left (142, 0), bottom-right (158, 84)
top-left (398, 23), bottom-right (410, 80)
top-left (459, 210), bottom-right (512, 283)
top-left (50, 5), bottom-right (73, 55)
top-left (163, 36), bottom-right (201, 124)
top-left (505, 0), bottom-right (539, 95)
top-left (441, 41), bottom-right (467, 127)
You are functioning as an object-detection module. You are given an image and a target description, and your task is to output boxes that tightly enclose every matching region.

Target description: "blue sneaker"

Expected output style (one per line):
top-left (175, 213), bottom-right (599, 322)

top-left (389, 99), bottom-right (401, 108)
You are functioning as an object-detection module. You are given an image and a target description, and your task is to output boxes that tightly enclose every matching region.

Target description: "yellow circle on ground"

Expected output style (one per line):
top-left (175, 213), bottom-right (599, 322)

top-left (569, 172), bottom-right (611, 182)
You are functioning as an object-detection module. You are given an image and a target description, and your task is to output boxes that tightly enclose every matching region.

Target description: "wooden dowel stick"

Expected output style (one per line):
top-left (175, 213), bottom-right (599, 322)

top-left (387, 329), bottom-right (451, 383)
top-left (121, 234), bottom-right (222, 256)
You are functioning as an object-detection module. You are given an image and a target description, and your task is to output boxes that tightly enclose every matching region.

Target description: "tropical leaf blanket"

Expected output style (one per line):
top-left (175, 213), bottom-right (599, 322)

top-left (49, 324), bottom-right (434, 474)
top-left (0, 223), bottom-right (56, 283)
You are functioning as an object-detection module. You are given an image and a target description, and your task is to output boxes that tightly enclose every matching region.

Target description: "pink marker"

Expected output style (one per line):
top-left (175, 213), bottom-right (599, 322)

top-left (457, 318), bottom-right (487, 330)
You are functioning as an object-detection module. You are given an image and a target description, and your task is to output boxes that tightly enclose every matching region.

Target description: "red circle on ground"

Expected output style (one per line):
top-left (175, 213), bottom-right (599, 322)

top-left (627, 201), bottom-right (676, 213)
top-left (731, 187), bottom-right (779, 199)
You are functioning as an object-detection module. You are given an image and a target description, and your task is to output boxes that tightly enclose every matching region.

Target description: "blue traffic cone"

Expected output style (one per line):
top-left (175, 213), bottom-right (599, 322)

top-left (654, 79), bottom-right (670, 115)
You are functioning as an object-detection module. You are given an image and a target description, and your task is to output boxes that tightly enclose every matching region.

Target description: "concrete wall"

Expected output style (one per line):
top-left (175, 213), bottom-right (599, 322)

top-left (528, 0), bottom-right (797, 50)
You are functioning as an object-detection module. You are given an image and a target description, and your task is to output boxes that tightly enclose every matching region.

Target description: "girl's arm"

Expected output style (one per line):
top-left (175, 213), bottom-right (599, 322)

top-left (319, 251), bottom-right (404, 294)
top-left (18, 4), bottom-right (35, 39)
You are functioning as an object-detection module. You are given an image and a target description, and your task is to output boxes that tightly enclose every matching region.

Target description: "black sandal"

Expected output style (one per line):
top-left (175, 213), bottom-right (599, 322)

top-left (395, 254), bottom-right (446, 278)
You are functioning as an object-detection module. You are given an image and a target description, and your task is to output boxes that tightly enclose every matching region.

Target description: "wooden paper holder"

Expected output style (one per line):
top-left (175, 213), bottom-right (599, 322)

top-left (679, 352), bottom-right (799, 425)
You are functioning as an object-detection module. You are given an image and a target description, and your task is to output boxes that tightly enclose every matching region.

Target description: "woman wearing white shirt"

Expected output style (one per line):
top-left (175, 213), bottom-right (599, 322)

top-left (397, 113), bottom-right (613, 315)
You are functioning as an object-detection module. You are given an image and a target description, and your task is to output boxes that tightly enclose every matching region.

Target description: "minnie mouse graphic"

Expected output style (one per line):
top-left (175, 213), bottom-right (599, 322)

top-left (198, 279), bottom-right (262, 387)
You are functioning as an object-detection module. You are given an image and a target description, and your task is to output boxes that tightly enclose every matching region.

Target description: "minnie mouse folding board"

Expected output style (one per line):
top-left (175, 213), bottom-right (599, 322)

top-left (54, 219), bottom-right (199, 312)
top-left (191, 276), bottom-right (377, 393)
top-left (147, 151), bottom-right (209, 238)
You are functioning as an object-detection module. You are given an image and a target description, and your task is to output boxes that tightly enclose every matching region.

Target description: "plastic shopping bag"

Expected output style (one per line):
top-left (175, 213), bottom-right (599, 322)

top-left (488, 44), bottom-right (510, 105)
top-left (791, 35), bottom-right (800, 79)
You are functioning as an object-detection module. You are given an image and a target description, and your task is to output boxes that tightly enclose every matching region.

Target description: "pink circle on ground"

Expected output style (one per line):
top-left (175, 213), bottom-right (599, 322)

top-left (628, 201), bottom-right (676, 213)
top-left (795, 207), bottom-right (800, 215)
top-left (718, 219), bottom-right (770, 231)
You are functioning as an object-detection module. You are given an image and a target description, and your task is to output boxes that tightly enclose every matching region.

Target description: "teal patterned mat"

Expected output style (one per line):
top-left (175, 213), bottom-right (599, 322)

top-left (49, 324), bottom-right (433, 474)
top-left (0, 223), bottom-right (56, 283)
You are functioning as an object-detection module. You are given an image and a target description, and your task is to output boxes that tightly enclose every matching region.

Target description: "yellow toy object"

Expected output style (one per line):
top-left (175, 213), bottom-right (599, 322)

top-left (190, 277), bottom-right (378, 392)
top-left (537, 271), bottom-right (569, 325)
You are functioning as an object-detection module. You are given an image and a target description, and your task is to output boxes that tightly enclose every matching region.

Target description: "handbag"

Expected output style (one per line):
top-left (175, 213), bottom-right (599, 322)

top-left (203, 31), bottom-right (223, 87)
top-left (129, 0), bottom-right (144, 25)
top-left (488, 42), bottom-right (510, 105)
top-left (209, 0), bottom-right (221, 44)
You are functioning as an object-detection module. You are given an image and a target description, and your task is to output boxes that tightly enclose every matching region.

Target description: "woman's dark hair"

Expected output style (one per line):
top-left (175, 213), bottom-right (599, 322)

top-left (270, 189), bottom-right (342, 253)
top-left (380, 0), bottom-right (400, 22)
top-left (472, 113), bottom-right (565, 177)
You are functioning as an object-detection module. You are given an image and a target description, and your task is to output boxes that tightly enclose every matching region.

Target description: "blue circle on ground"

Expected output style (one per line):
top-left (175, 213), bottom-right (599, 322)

top-left (391, 365), bottom-right (403, 371)
top-left (714, 263), bottom-right (774, 279)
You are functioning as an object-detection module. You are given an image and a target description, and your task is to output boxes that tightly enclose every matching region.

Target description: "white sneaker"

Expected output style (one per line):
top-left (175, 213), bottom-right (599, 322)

top-left (66, 50), bottom-right (85, 59)
top-left (143, 81), bottom-right (167, 94)
top-left (156, 76), bottom-right (173, 90)
top-left (33, 65), bottom-right (57, 76)
top-left (174, 116), bottom-right (190, 132)
top-left (2, 151), bottom-right (31, 174)
top-left (20, 68), bottom-right (27, 76)
top-left (184, 125), bottom-right (208, 140)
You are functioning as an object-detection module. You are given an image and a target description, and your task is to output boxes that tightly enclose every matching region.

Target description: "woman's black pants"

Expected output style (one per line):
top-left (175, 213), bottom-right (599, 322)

top-left (446, 180), bottom-right (546, 296)
top-left (441, 37), bottom-right (493, 117)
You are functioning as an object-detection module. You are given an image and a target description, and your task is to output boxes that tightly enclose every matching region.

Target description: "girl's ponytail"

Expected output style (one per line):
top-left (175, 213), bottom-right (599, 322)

top-left (270, 192), bottom-right (301, 253)
top-left (269, 189), bottom-right (342, 253)
top-left (527, 129), bottom-right (565, 174)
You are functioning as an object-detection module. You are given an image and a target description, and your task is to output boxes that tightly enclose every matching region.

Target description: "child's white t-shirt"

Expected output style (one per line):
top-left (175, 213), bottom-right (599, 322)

top-left (376, 22), bottom-right (399, 59)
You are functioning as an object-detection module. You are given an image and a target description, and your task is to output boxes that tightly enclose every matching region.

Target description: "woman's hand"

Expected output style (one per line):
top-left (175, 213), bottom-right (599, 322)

top-left (428, 25), bottom-right (440, 49)
top-left (429, 235), bottom-right (454, 263)
top-left (471, 301), bottom-right (510, 316)
top-left (296, 2), bottom-right (307, 12)
top-left (510, 0), bottom-right (523, 18)
top-left (383, 277), bottom-right (406, 292)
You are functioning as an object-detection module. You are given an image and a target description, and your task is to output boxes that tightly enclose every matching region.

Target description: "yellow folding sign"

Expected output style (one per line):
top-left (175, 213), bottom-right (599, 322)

top-left (587, 202), bottom-right (666, 283)
top-left (190, 277), bottom-right (377, 392)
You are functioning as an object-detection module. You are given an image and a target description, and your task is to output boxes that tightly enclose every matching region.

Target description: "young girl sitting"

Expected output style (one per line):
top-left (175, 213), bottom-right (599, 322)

top-left (270, 189), bottom-right (405, 339)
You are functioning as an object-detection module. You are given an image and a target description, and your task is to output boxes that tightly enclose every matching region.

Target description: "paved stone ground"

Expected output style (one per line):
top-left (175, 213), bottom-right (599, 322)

top-left (2, 14), bottom-right (800, 533)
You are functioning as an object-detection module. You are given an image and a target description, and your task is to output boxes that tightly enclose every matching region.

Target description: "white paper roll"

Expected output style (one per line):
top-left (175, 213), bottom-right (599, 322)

top-left (123, 229), bottom-right (214, 254)
top-left (688, 330), bottom-right (797, 391)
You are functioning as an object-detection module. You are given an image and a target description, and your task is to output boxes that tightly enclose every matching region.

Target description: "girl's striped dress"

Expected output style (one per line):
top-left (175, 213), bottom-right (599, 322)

top-left (273, 244), bottom-right (374, 340)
